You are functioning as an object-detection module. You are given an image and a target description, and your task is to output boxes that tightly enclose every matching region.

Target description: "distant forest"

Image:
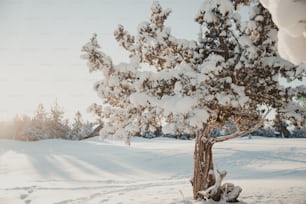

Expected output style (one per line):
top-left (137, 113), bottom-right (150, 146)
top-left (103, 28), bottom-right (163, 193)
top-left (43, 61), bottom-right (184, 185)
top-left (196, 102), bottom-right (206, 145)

top-left (0, 103), bottom-right (95, 141)
top-left (1, 102), bottom-right (305, 141)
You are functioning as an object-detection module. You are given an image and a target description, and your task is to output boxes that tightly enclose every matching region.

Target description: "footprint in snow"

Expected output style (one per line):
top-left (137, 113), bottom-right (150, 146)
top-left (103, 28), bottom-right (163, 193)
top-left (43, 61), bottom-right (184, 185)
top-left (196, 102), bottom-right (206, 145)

top-left (25, 199), bottom-right (31, 204)
top-left (20, 194), bottom-right (28, 200)
top-left (26, 186), bottom-right (35, 194)
top-left (20, 186), bottom-right (34, 202)
top-left (28, 189), bottom-right (34, 194)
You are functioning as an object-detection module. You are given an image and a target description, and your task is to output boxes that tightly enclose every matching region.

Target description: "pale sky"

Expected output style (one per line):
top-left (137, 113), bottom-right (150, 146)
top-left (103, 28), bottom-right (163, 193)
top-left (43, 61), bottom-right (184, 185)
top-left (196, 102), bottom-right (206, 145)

top-left (0, 0), bottom-right (200, 121)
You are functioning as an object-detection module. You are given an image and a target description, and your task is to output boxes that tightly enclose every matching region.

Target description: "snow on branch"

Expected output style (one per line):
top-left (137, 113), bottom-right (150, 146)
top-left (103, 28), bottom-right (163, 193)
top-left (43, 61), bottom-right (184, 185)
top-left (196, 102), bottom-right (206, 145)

top-left (150, 1), bottom-right (171, 29)
top-left (81, 0), bottom-right (306, 143)
top-left (81, 33), bottom-right (113, 73)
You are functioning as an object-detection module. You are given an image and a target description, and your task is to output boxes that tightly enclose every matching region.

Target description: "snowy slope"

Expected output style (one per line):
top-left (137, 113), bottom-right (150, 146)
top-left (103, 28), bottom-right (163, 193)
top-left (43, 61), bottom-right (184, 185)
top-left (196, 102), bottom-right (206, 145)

top-left (0, 137), bottom-right (306, 204)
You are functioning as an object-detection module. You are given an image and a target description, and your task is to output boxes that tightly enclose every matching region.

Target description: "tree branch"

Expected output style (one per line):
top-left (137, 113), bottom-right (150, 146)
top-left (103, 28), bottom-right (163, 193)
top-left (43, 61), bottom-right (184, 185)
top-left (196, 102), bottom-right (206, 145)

top-left (215, 109), bottom-right (271, 143)
top-left (198, 170), bottom-right (227, 200)
top-left (219, 36), bottom-right (229, 60)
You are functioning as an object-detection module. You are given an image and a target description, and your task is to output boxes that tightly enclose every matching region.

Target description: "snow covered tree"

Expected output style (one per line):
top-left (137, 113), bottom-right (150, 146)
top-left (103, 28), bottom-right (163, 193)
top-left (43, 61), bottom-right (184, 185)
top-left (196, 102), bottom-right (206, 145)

top-left (0, 115), bottom-right (31, 140)
top-left (70, 111), bottom-right (84, 140)
top-left (292, 127), bottom-right (306, 138)
top-left (27, 103), bottom-right (49, 140)
top-left (46, 101), bottom-right (70, 139)
top-left (82, 0), bottom-right (306, 201)
top-left (12, 115), bottom-right (32, 140)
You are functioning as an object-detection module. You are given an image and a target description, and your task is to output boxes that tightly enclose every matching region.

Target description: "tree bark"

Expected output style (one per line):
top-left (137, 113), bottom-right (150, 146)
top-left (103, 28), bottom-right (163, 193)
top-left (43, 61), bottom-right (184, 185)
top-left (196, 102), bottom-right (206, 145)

top-left (192, 129), bottom-right (216, 200)
top-left (192, 128), bottom-right (242, 202)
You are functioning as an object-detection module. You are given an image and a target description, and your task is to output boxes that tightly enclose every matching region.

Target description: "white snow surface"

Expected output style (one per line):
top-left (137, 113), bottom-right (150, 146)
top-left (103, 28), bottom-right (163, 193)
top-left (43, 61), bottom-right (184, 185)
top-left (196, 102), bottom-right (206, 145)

top-left (0, 137), bottom-right (306, 204)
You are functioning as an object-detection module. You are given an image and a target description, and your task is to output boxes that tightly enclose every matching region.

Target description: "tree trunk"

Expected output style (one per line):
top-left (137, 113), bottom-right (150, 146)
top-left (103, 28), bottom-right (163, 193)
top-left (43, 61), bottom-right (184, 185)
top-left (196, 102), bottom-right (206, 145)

top-left (192, 129), bottom-right (216, 200)
top-left (192, 125), bottom-right (246, 202)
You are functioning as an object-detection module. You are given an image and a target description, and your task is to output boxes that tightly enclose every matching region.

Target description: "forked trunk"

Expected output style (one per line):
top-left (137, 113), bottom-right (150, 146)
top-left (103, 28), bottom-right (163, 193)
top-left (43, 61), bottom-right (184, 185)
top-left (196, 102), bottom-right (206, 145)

top-left (192, 129), bottom-right (216, 200)
top-left (192, 127), bottom-right (243, 202)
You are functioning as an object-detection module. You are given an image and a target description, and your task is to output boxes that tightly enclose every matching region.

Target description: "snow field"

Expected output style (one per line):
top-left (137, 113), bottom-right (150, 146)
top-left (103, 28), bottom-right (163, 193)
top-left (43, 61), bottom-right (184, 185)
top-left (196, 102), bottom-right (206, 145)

top-left (0, 136), bottom-right (306, 204)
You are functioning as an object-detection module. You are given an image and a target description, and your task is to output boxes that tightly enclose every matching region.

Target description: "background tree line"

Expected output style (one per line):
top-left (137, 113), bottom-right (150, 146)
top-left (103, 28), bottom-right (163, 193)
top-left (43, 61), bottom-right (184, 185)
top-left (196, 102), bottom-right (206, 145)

top-left (1, 101), bottom-right (304, 141)
top-left (0, 102), bottom-right (95, 141)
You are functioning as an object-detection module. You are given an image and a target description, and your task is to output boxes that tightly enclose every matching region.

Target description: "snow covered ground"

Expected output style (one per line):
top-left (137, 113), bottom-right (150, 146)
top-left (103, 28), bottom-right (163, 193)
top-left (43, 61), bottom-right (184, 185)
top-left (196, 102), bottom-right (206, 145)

top-left (0, 136), bottom-right (306, 204)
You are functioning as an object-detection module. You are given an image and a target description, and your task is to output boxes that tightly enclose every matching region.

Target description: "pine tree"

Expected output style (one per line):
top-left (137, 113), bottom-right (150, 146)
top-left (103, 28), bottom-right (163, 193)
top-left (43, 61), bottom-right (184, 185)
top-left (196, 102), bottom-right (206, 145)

top-left (71, 111), bottom-right (83, 140)
top-left (12, 115), bottom-right (32, 140)
top-left (27, 103), bottom-right (48, 140)
top-left (47, 101), bottom-right (70, 139)
top-left (82, 0), bottom-right (306, 201)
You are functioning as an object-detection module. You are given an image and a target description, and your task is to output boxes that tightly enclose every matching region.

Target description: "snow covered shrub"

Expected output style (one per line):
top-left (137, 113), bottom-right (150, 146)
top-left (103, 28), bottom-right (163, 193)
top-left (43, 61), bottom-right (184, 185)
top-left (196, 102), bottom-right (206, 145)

top-left (82, 0), bottom-right (305, 201)
top-left (292, 128), bottom-right (306, 138)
